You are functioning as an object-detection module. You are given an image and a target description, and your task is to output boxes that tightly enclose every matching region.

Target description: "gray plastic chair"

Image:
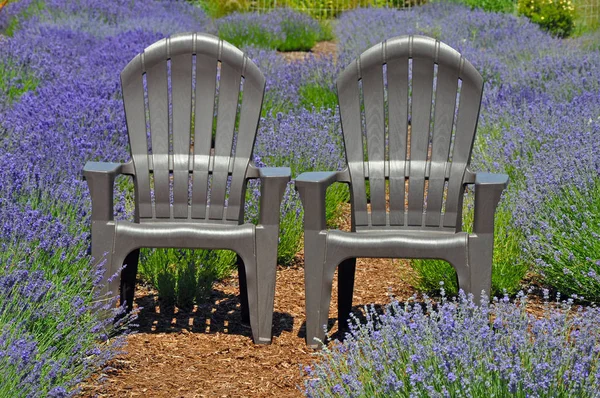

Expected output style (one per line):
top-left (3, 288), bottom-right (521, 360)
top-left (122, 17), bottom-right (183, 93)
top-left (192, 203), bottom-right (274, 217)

top-left (83, 33), bottom-right (290, 344)
top-left (295, 35), bottom-right (508, 348)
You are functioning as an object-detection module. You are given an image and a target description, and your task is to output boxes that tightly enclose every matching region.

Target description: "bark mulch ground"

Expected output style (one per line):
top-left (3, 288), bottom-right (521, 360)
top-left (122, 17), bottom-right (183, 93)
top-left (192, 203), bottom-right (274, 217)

top-left (81, 257), bottom-right (416, 397)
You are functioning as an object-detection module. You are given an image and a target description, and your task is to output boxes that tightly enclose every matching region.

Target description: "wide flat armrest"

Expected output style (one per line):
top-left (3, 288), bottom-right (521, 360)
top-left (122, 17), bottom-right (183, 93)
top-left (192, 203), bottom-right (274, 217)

top-left (83, 161), bottom-right (123, 175)
top-left (473, 172), bottom-right (509, 235)
top-left (295, 171), bottom-right (340, 188)
top-left (83, 161), bottom-right (127, 221)
top-left (257, 167), bottom-right (291, 227)
top-left (475, 172), bottom-right (509, 188)
top-left (259, 166), bottom-right (291, 179)
top-left (295, 171), bottom-right (342, 232)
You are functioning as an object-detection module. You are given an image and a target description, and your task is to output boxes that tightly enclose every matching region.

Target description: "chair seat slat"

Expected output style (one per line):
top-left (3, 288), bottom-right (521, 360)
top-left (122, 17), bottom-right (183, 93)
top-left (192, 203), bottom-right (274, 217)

top-left (227, 66), bottom-right (266, 221)
top-left (191, 39), bottom-right (219, 219)
top-left (444, 62), bottom-right (483, 228)
top-left (209, 42), bottom-right (243, 220)
top-left (361, 44), bottom-right (387, 226)
top-left (121, 56), bottom-right (153, 218)
top-left (145, 41), bottom-right (170, 218)
top-left (385, 39), bottom-right (410, 225)
top-left (338, 62), bottom-right (368, 227)
top-left (170, 35), bottom-right (194, 219)
top-left (407, 47), bottom-right (435, 226)
top-left (426, 57), bottom-right (460, 226)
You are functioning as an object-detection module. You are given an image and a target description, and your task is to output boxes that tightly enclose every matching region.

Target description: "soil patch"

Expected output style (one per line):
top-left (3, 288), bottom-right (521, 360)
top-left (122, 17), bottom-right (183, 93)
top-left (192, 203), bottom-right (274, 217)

top-left (279, 40), bottom-right (337, 62)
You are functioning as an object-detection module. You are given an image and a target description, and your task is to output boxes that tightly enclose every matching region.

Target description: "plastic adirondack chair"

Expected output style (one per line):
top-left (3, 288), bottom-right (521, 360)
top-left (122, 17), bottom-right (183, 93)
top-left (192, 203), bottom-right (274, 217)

top-left (295, 35), bottom-right (508, 348)
top-left (83, 33), bottom-right (290, 344)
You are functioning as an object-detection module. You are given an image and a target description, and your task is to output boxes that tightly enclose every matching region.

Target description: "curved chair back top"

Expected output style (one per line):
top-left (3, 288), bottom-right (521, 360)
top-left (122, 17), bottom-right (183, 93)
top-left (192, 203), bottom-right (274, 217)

top-left (337, 35), bottom-right (484, 231)
top-left (120, 33), bottom-right (266, 223)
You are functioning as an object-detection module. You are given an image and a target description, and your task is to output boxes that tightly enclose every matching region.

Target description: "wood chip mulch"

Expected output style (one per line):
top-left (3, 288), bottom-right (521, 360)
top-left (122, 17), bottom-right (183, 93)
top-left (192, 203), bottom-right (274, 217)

top-left (79, 258), bottom-right (416, 397)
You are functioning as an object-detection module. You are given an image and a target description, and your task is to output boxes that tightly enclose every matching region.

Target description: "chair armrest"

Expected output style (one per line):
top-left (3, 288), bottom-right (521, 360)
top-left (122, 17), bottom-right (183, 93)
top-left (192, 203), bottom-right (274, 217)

top-left (258, 167), bottom-right (291, 227)
top-left (294, 171), bottom-right (341, 232)
top-left (473, 172), bottom-right (509, 235)
top-left (83, 161), bottom-right (125, 222)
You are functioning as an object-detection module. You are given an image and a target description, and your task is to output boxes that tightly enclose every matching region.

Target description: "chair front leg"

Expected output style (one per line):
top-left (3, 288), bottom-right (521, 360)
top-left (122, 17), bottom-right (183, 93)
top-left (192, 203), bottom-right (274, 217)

top-left (84, 162), bottom-right (122, 307)
top-left (296, 171), bottom-right (341, 348)
top-left (469, 172), bottom-right (509, 301)
top-left (252, 167), bottom-right (291, 343)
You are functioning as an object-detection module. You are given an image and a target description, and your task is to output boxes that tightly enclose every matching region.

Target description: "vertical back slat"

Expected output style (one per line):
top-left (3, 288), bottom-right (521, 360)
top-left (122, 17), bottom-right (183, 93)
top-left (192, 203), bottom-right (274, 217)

top-left (209, 41), bottom-right (243, 220)
top-left (407, 37), bottom-right (435, 226)
top-left (170, 35), bottom-right (194, 219)
top-left (338, 61), bottom-right (368, 226)
top-left (386, 38), bottom-right (410, 226)
top-left (425, 46), bottom-right (461, 227)
top-left (145, 40), bottom-right (170, 218)
top-left (444, 61), bottom-right (483, 228)
top-left (227, 63), bottom-right (266, 221)
top-left (360, 44), bottom-right (386, 226)
top-left (191, 35), bottom-right (219, 219)
top-left (121, 55), bottom-right (152, 218)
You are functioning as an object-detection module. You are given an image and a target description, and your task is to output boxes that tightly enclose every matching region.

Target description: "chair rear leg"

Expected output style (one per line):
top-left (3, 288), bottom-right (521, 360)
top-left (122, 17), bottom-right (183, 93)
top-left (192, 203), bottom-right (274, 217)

top-left (337, 258), bottom-right (356, 336)
top-left (120, 249), bottom-right (140, 312)
top-left (236, 254), bottom-right (250, 324)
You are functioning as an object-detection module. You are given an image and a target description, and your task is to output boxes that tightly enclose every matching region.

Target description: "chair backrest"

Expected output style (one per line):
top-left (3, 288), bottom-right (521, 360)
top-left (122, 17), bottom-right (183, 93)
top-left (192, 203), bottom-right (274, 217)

top-left (337, 35), bottom-right (483, 232)
top-left (120, 33), bottom-right (265, 223)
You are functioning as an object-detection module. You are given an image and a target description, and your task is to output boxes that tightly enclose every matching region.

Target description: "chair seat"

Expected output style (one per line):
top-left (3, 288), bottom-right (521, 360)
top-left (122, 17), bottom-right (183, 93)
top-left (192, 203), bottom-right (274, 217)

top-left (325, 229), bottom-right (469, 265)
top-left (114, 221), bottom-right (255, 256)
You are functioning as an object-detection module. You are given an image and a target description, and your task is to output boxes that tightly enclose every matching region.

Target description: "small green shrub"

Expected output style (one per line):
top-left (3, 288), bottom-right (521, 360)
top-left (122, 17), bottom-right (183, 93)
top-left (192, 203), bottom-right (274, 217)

top-left (0, 61), bottom-right (39, 104)
top-left (194, 0), bottom-right (251, 19)
top-left (278, 192), bottom-right (305, 264)
top-left (139, 248), bottom-right (236, 307)
top-left (518, 0), bottom-right (575, 38)
top-left (326, 183), bottom-right (350, 227)
top-left (299, 83), bottom-right (338, 110)
top-left (3, 0), bottom-right (45, 36)
top-left (463, 0), bottom-right (515, 12)
top-left (531, 178), bottom-right (600, 301)
top-left (411, 194), bottom-right (527, 297)
top-left (217, 9), bottom-right (323, 52)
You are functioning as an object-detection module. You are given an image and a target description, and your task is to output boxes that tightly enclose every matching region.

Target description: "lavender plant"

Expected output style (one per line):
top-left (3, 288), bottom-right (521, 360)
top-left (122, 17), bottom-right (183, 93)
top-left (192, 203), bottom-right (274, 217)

top-left (530, 177), bottom-right (600, 301)
top-left (305, 290), bottom-right (600, 397)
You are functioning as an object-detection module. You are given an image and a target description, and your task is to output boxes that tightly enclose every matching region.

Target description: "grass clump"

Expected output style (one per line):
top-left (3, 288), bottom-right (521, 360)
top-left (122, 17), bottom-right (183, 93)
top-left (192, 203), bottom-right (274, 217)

top-left (217, 9), bottom-right (326, 51)
top-left (299, 82), bottom-right (338, 110)
top-left (139, 248), bottom-right (236, 308)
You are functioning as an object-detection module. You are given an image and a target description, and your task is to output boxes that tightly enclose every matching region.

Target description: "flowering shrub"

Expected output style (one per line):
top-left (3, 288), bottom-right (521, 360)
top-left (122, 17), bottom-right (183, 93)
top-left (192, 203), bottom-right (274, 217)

top-left (530, 177), bottom-right (600, 301)
top-left (217, 9), bottom-right (325, 51)
top-left (518, 0), bottom-right (575, 38)
top-left (305, 290), bottom-right (600, 397)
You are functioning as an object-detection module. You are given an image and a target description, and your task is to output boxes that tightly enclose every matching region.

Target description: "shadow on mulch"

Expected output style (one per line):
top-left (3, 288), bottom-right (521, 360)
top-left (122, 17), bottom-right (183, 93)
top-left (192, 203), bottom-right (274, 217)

top-left (133, 283), bottom-right (294, 339)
